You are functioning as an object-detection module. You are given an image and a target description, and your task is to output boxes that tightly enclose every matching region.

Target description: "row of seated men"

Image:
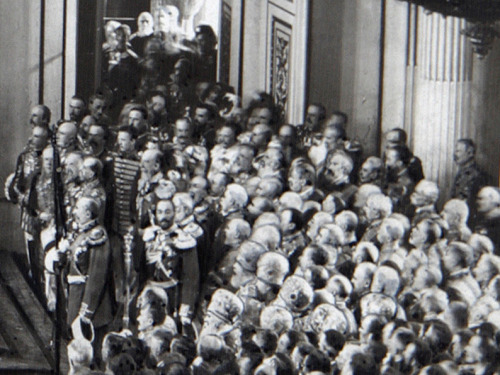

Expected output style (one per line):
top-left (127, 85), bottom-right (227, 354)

top-left (5, 84), bottom-right (500, 374)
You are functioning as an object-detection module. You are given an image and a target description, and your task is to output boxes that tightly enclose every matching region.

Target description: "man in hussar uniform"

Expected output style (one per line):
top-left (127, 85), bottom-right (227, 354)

top-left (142, 199), bottom-right (200, 327)
top-left (107, 126), bottom-right (141, 235)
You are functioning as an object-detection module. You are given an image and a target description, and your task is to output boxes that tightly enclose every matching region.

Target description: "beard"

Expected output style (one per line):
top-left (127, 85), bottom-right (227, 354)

top-left (159, 218), bottom-right (172, 230)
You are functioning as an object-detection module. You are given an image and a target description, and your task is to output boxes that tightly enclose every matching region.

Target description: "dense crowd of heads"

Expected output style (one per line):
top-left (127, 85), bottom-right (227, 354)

top-left (5, 9), bottom-right (500, 375)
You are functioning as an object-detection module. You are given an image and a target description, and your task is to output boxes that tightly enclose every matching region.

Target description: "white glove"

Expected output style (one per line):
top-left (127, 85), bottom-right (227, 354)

top-left (179, 303), bottom-right (192, 325)
top-left (57, 238), bottom-right (71, 253)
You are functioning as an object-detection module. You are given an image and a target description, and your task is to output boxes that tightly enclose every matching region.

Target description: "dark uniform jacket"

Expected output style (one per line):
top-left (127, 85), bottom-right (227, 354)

top-left (451, 160), bottom-right (486, 224)
top-left (143, 224), bottom-right (200, 315)
top-left (7, 144), bottom-right (42, 234)
top-left (67, 220), bottom-right (113, 328)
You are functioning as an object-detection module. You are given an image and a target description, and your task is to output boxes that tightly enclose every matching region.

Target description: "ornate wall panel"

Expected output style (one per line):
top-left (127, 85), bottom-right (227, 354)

top-left (264, 1), bottom-right (308, 124)
top-left (269, 17), bottom-right (292, 121)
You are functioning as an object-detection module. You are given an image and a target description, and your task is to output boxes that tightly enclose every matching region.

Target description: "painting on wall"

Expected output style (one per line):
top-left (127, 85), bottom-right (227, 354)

top-left (269, 17), bottom-right (292, 121)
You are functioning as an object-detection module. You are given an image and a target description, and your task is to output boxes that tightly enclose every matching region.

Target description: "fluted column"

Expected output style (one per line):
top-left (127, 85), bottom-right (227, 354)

top-left (412, 10), bottom-right (473, 197)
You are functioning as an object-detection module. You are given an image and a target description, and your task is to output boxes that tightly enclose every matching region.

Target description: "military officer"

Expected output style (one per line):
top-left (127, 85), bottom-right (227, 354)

top-left (451, 139), bottom-right (486, 223)
top-left (77, 156), bottom-right (106, 223)
top-left (132, 149), bottom-right (165, 230)
top-left (142, 199), bottom-right (199, 325)
top-left (5, 124), bottom-right (49, 279)
top-left (64, 197), bottom-right (113, 361)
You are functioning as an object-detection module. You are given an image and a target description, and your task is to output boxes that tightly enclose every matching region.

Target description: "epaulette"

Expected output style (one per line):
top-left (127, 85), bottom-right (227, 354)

top-left (172, 230), bottom-right (197, 250)
top-left (87, 226), bottom-right (108, 246)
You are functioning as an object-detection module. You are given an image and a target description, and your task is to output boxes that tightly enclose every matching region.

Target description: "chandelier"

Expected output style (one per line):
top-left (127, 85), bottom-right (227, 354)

top-left (399, 0), bottom-right (500, 58)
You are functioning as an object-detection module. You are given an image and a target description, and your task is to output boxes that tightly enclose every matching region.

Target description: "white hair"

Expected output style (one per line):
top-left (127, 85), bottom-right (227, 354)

top-left (225, 183), bottom-right (249, 208)
top-left (354, 184), bottom-right (382, 208)
top-left (172, 192), bottom-right (194, 213)
top-left (414, 179), bottom-right (440, 203)
top-left (366, 193), bottom-right (393, 218)
top-left (227, 218), bottom-right (251, 240)
top-left (251, 225), bottom-right (281, 252)
top-left (330, 152), bottom-right (354, 175)
top-left (443, 199), bottom-right (469, 225)
top-left (380, 217), bottom-right (405, 241)
top-left (479, 186), bottom-right (500, 206)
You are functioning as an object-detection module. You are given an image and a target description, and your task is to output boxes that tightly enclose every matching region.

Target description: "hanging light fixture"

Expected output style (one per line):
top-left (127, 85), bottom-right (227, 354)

top-left (398, 0), bottom-right (500, 58)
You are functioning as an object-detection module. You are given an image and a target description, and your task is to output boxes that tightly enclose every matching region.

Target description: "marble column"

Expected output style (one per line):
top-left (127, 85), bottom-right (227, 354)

top-left (411, 10), bottom-right (473, 199)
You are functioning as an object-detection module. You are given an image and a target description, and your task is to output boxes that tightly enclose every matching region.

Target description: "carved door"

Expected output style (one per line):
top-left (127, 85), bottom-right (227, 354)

top-left (264, 0), bottom-right (308, 124)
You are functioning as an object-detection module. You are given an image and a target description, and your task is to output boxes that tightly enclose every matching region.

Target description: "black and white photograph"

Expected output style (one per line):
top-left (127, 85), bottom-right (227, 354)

top-left (0, 0), bottom-right (500, 374)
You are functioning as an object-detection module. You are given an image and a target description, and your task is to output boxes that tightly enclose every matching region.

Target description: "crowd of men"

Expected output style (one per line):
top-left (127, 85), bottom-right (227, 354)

top-left (4, 11), bottom-right (500, 375)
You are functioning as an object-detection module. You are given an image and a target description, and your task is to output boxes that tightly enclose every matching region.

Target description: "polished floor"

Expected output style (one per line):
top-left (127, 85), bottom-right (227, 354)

top-left (0, 201), bottom-right (68, 374)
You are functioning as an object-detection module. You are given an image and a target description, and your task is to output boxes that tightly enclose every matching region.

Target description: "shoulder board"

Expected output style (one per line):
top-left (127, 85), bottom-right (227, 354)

top-left (87, 227), bottom-right (108, 246)
top-left (173, 230), bottom-right (197, 250)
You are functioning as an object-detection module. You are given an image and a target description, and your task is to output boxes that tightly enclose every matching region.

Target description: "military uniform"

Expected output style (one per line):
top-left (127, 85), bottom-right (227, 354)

top-left (209, 144), bottom-right (234, 177)
top-left (451, 160), bottom-right (486, 217)
top-left (30, 172), bottom-right (55, 228)
top-left (67, 219), bottom-right (113, 329)
top-left (26, 171), bottom-right (55, 288)
top-left (6, 143), bottom-right (42, 236)
top-left (76, 179), bottom-right (107, 223)
top-left (132, 171), bottom-right (164, 229)
top-left (143, 224), bottom-right (199, 318)
top-left (107, 152), bottom-right (141, 235)
top-left (296, 124), bottom-right (321, 152)
top-left (145, 125), bottom-right (171, 152)
top-left (6, 143), bottom-right (43, 282)
top-left (63, 181), bottom-right (81, 233)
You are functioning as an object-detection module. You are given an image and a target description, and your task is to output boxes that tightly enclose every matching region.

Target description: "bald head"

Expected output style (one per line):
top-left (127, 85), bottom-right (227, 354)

top-left (56, 121), bottom-right (77, 149)
top-left (30, 104), bottom-right (51, 127)
top-left (477, 186), bottom-right (500, 214)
